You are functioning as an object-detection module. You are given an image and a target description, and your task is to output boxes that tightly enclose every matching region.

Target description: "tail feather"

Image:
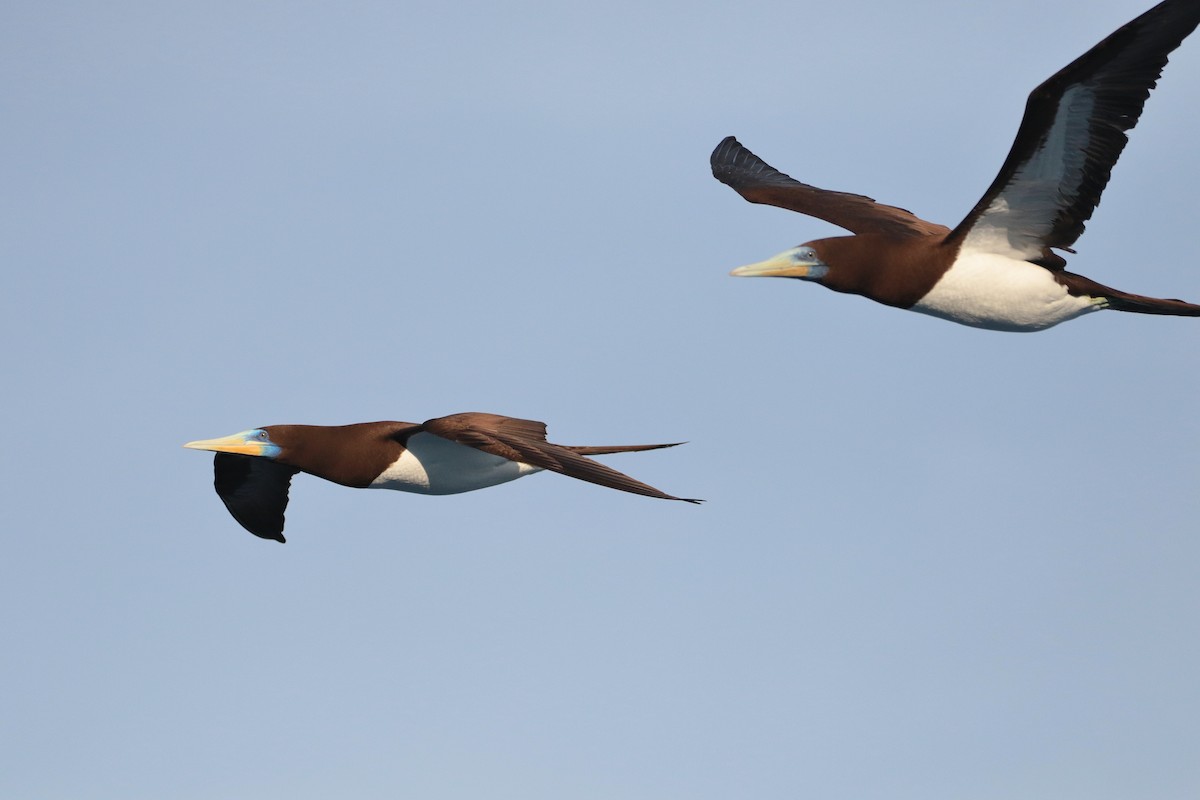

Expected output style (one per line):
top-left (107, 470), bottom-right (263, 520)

top-left (562, 442), bottom-right (685, 456)
top-left (1103, 294), bottom-right (1200, 316)
top-left (1058, 271), bottom-right (1200, 316)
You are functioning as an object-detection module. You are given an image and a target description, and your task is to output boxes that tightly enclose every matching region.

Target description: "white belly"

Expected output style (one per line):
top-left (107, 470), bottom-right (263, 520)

top-left (369, 432), bottom-right (542, 494)
top-left (910, 252), bottom-right (1102, 332)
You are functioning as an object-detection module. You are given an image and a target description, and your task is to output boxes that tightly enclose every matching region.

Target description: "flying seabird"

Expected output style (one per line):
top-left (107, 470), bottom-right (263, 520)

top-left (184, 412), bottom-right (700, 542)
top-left (711, 0), bottom-right (1200, 332)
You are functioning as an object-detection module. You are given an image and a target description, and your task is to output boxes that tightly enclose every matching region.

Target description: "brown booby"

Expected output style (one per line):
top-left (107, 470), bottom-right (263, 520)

top-left (712, 0), bottom-right (1200, 332)
top-left (184, 413), bottom-right (700, 542)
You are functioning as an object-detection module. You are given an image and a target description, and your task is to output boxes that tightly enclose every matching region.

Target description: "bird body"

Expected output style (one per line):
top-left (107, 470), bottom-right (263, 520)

top-left (369, 430), bottom-right (543, 494)
top-left (712, 0), bottom-right (1200, 331)
top-left (911, 248), bottom-right (1101, 332)
top-left (184, 413), bottom-right (699, 542)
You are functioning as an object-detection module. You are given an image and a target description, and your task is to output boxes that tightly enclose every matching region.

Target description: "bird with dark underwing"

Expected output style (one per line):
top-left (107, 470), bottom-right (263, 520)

top-left (184, 412), bottom-right (700, 542)
top-left (712, 0), bottom-right (1200, 332)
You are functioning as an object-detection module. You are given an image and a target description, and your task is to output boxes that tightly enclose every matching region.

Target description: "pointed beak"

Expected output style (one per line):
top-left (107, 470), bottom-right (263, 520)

top-left (730, 249), bottom-right (829, 279)
top-left (183, 431), bottom-right (268, 456)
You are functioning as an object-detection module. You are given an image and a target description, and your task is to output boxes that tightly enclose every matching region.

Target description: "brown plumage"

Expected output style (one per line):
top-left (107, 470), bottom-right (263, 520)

top-left (712, 0), bottom-right (1200, 331)
top-left (185, 412), bottom-right (700, 542)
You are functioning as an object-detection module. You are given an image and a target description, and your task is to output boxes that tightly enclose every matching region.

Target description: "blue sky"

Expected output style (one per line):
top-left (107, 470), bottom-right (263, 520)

top-left (3, 1), bottom-right (1198, 797)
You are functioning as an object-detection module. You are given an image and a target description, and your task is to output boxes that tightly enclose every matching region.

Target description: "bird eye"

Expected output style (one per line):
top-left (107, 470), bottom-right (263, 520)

top-left (258, 431), bottom-right (268, 440)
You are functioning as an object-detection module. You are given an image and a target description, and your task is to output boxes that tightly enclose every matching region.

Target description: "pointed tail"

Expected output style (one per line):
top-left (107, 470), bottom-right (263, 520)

top-left (1058, 271), bottom-right (1200, 316)
top-left (563, 441), bottom-right (685, 456)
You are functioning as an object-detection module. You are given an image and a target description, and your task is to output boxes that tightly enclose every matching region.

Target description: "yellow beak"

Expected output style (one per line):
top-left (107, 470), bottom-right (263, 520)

top-left (730, 248), bottom-right (827, 279)
top-left (183, 431), bottom-right (268, 456)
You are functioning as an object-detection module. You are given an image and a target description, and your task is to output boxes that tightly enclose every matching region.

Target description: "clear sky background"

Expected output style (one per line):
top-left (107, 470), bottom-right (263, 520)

top-left (3, 1), bottom-right (1198, 797)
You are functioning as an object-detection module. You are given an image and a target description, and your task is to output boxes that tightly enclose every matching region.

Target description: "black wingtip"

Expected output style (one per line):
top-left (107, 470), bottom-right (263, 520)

top-left (710, 135), bottom-right (741, 170)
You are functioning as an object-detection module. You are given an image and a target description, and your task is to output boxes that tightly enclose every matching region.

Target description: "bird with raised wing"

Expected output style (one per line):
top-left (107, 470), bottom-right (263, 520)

top-left (712, 0), bottom-right (1200, 332)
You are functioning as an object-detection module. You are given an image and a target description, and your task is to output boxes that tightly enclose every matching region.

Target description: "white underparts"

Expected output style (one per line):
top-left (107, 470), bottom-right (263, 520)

top-left (911, 250), bottom-right (1102, 332)
top-left (369, 431), bottom-right (542, 494)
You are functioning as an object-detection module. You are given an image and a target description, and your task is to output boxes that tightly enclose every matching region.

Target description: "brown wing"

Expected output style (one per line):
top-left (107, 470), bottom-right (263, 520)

top-left (711, 136), bottom-right (949, 238)
top-left (946, 0), bottom-right (1200, 258)
top-left (422, 413), bottom-right (701, 503)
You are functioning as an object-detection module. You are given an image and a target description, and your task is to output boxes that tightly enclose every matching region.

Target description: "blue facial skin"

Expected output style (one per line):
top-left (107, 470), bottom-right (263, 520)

top-left (804, 264), bottom-right (830, 280)
top-left (246, 429), bottom-right (283, 459)
top-left (792, 247), bottom-right (830, 280)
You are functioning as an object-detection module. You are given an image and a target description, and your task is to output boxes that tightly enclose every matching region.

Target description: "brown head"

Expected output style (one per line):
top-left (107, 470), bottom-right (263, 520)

top-left (730, 232), bottom-right (957, 310)
top-left (184, 422), bottom-right (415, 488)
